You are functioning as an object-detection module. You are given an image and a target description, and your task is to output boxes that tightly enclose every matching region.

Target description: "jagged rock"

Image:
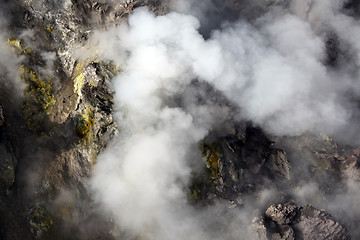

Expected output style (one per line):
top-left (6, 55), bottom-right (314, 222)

top-left (276, 133), bottom-right (345, 194)
top-left (1, 0), bottom-right (359, 239)
top-left (342, 147), bottom-right (360, 181)
top-left (265, 149), bottom-right (291, 180)
top-left (353, 147), bottom-right (360, 157)
top-left (265, 203), bottom-right (351, 240)
top-left (193, 125), bottom-right (292, 204)
top-left (271, 226), bottom-right (294, 240)
top-left (265, 203), bottom-right (298, 226)
top-left (296, 205), bottom-right (351, 240)
top-left (0, 2), bottom-right (118, 237)
top-left (277, 133), bottom-right (360, 190)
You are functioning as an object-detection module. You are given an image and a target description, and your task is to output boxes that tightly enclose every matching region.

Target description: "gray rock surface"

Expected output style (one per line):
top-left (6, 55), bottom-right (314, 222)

top-left (296, 205), bottom-right (350, 240)
top-left (265, 203), bottom-right (298, 226)
top-left (265, 203), bottom-right (351, 240)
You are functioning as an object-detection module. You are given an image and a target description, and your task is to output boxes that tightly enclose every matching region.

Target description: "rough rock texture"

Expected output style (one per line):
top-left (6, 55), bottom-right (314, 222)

top-left (265, 204), bottom-right (298, 226)
top-left (191, 125), bottom-right (291, 205)
top-left (275, 133), bottom-right (360, 194)
top-left (342, 146), bottom-right (360, 181)
top-left (296, 205), bottom-right (350, 240)
top-left (0, 0), bottom-right (359, 240)
top-left (0, 0), bottom-right (125, 238)
top-left (18, 0), bottom-right (168, 77)
top-left (252, 218), bottom-right (268, 240)
top-left (265, 203), bottom-right (350, 240)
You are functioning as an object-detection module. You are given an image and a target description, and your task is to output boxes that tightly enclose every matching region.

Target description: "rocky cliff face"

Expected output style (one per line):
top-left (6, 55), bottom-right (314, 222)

top-left (0, 0), bottom-right (359, 240)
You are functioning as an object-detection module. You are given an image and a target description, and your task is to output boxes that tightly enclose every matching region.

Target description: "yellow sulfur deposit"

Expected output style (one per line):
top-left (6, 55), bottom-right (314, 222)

top-left (202, 143), bottom-right (222, 179)
top-left (20, 66), bottom-right (56, 132)
top-left (21, 66), bottom-right (56, 115)
top-left (75, 109), bottom-right (94, 138)
top-left (8, 38), bottom-right (32, 55)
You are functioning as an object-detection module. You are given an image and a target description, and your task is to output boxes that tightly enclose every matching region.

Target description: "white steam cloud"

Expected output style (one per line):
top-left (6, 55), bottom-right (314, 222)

top-left (89, 0), bottom-right (360, 239)
top-left (0, 23), bottom-right (24, 90)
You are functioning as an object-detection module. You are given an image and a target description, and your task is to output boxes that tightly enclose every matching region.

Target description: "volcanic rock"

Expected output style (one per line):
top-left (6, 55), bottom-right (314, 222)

top-left (264, 203), bottom-right (351, 240)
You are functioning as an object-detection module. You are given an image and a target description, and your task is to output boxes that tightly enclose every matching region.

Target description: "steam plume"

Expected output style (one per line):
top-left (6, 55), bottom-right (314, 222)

top-left (89, 1), bottom-right (360, 239)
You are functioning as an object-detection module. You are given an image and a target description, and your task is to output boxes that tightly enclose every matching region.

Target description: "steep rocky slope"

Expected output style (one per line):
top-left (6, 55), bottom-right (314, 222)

top-left (0, 0), bottom-right (359, 240)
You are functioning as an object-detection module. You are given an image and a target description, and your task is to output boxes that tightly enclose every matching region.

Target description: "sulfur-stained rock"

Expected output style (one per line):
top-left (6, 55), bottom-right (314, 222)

top-left (194, 125), bottom-right (292, 204)
top-left (29, 204), bottom-right (53, 239)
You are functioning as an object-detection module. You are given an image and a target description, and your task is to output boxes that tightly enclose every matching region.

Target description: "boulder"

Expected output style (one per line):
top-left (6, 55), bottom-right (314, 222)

top-left (265, 149), bottom-right (291, 180)
top-left (296, 205), bottom-right (350, 240)
top-left (265, 203), bottom-right (351, 240)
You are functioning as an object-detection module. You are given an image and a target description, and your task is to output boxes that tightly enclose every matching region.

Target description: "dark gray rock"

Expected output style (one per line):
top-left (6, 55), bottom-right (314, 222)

top-left (193, 125), bottom-right (292, 204)
top-left (0, 143), bottom-right (15, 195)
top-left (0, 105), bottom-right (4, 126)
top-left (0, 105), bottom-right (16, 196)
